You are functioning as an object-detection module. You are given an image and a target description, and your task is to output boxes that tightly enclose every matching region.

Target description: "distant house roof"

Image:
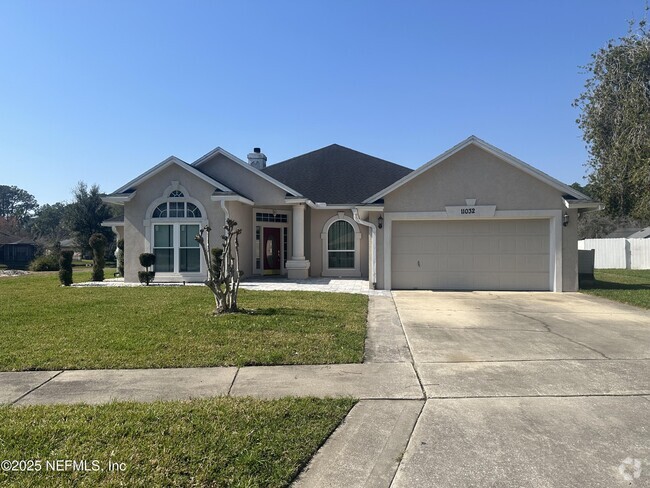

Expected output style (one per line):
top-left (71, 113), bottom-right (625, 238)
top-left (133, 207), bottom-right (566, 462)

top-left (0, 231), bottom-right (35, 246)
top-left (103, 215), bottom-right (125, 224)
top-left (629, 227), bottom-right (650, 239)
top-left (262, 144), bottom-right (412, 205)
top-left (605, 227), bottom-right (646, 238)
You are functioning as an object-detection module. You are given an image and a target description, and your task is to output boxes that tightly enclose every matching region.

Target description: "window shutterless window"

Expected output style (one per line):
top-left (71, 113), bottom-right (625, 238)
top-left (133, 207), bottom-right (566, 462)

top-left (154, 225), bottom-right (174, 272)
top-left (327, 220), bottom-right (355, 268)
top-left (180, 225), bottom-right (200, 272)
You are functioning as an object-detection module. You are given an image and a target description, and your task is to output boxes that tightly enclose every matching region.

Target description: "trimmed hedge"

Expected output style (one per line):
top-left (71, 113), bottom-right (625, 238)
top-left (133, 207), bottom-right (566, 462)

top-left (58, 251), bottom-right (74, 286)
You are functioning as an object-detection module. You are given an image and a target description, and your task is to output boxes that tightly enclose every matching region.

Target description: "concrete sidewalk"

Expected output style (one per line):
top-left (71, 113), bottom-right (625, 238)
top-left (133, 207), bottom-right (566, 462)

top-left (3, 363), bottom-right (423, 406)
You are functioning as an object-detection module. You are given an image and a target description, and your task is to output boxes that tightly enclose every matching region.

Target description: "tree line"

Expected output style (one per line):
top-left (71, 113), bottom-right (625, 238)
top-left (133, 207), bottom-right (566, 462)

top-left (0, 182), bottom-right (119, 258)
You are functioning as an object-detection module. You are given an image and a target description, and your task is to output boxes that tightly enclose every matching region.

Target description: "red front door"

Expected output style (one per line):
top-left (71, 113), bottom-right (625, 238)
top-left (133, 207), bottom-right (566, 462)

top-left (263, 227), bottom-right (281, 275)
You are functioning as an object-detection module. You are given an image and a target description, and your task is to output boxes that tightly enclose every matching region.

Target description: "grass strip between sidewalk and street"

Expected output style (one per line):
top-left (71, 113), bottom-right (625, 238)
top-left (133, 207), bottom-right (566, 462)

top-left (0, 396), bottom-right (356, 487)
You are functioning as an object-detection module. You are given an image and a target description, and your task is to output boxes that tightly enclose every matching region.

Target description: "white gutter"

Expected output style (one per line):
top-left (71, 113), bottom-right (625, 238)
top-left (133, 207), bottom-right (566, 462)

top-left (211, 194), bottom-right (255, 206)
top-left (352, 208), bottom-right (377, 289)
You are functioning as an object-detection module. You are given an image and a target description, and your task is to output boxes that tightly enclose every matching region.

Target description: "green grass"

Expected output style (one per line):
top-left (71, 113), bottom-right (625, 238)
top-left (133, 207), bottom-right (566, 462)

top-left (0, 271), bottom-right (368, 371)
top-left (580, 269), bottom-right (650, 309)
top-left (0, 397), bottom-right (355, 487)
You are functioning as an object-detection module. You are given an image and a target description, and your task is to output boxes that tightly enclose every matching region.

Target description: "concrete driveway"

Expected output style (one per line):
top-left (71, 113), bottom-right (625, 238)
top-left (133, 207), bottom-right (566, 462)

top-left (391, 291), bottom-right (650, 487)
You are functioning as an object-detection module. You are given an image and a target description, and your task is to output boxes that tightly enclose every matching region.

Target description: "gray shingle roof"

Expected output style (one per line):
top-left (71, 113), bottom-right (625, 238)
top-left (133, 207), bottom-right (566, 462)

top-left (0, 231), bottom-right (35, 245)
top-left (261, 144), bottom-right (412, 205)
top-left (629, 227), bottom-right (650, 238)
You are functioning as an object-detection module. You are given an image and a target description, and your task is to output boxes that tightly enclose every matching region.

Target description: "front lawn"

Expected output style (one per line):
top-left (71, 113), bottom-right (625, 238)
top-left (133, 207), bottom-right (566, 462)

top-left (580, 269), bottom-right (650, 309)
top-left (0, 271), bottom-right (368, 371)
top-left (0, 397), bottom-right (355, 487)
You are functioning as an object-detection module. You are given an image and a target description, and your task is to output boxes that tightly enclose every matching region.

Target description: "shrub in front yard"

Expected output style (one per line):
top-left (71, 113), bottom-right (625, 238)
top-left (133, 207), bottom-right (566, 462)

top-left (89, 233), bottom-right (107, 282)
top-left (58, 251), bottom-right (74, 286)
top-left (138, 253), bottom-right (156, 285)
top-left (28, 254), bottom-right (59, 271)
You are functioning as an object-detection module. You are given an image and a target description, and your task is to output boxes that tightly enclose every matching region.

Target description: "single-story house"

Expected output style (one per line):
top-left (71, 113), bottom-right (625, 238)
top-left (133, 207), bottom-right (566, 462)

top-left (102, 136), bottom-right (600, 291)
top-left (0, 231), bottom-right (36, 268)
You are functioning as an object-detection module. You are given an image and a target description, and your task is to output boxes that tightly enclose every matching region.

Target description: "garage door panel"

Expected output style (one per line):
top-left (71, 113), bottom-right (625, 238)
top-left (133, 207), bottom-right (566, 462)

top-left (499, 254), bottom-right (518, 272)
top-left (473, 236), bottom-right (500, 254)
top-left (515, 236), bottom-right (548, 254)
top-left (393, 254), bottom-right (419, 273)
top-left (448, 239), bottom-right (473, 255)
top-left (498, 237), bottom-right (517, 254)
top-left (391, 220), bottom-right (550, 291)
top-left (392, 271), bottom-right (420, 290)
top-left (516, 254), bottom-right (548, 273)
top-left (473, 255), bottom-right (500, 273)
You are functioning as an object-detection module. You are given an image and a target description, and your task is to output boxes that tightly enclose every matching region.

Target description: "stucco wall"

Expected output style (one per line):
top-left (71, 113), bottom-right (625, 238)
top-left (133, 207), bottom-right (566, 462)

top-left (562, 208), bottom-right (579, 291)
top-left (122, 164), bottom-right (225, 282)
top-left (384, 145), bottom-right (561, 212)
top-left (308, 209), bottom-right (369, 278)
top-left (226, 201), bottom-right (253, 277)
top-left (196, 153), bottom-right (288, 205)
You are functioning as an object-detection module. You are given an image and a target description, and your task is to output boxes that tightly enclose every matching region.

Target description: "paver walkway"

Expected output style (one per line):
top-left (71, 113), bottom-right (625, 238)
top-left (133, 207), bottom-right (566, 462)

top-left (72, 277), bottom-right (391, 296)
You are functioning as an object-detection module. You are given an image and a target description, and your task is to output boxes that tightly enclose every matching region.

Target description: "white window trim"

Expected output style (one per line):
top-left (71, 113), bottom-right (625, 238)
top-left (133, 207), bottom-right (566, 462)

top-left (382, 210), bottom-right (563, 291)
top-left (321, 212), bottom-right (362, 277)
top-left (143, 183), bottom-right (209, 281)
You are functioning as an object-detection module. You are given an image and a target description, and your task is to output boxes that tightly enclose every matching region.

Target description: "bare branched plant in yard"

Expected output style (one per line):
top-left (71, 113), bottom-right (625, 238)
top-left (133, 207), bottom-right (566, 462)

top-left (195, 219), bottom-right (244, 314)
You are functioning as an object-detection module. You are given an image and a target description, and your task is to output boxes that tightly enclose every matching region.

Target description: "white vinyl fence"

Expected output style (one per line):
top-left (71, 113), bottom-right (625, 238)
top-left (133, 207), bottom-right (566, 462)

top-left (578, 238), bottom-right (650, 269)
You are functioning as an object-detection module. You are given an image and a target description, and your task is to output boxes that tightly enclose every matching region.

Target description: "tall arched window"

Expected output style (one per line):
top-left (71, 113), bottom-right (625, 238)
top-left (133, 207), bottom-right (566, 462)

top-left (328, 220), bottom-right (355, 268)
top-left (321, 213), bottom-right (361, 277)
top-left (145, 185), bottom-right (206, 275)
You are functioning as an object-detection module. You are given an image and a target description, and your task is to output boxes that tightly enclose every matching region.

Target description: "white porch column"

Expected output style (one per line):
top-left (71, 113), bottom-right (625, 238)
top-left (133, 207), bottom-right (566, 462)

top-left (285, 203), bottom-right (311, 279)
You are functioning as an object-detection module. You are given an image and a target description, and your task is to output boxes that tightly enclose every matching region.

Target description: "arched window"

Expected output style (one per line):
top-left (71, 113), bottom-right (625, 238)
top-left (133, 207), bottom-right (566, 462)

top-left (146, 186), bottom-right (206, 275)
top-left (321, 214), bottom-right (361, 277)
top-left (328, 220), bottom-right (355, 268)
top-left (151, 202), bottom-right (201, 219)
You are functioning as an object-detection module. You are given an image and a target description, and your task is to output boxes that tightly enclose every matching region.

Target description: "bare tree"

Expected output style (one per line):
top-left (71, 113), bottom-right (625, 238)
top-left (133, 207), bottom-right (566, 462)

top-left (195, 219), bottom-right (243, 314)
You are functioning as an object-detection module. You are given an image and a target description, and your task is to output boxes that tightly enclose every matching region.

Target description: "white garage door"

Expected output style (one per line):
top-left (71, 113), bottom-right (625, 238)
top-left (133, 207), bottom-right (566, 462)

top-left (391, 220), bottom-right (550, 290)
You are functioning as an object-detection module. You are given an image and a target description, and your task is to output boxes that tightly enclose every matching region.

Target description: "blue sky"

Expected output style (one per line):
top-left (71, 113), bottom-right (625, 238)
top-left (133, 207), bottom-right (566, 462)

top-left (0, 1), bottom-right (644, 205)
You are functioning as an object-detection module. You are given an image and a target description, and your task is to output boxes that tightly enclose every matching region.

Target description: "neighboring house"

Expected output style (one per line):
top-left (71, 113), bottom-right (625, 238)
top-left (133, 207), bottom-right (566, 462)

top-left (0, 232), bottom-right (36, 268)
top-left (102, 136), bottom-right (599, 291)
top-left (605, 227), bottom-right (649, 239)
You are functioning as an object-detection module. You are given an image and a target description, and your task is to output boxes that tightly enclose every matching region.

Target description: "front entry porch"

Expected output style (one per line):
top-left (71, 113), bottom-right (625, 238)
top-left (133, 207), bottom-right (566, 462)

top-left (252, 203), bottom-right (311, 280)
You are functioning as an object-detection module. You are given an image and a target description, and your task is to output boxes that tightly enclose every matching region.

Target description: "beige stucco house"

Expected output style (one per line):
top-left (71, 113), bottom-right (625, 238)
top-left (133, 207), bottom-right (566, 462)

top-left (102, 136), bottom-right (599, 291)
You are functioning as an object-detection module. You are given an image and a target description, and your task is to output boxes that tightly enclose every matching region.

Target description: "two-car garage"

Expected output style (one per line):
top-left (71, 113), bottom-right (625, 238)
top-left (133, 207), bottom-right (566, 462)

top-left (367, 136), bottom-right (599, 292)
top-left (390, 219), bottom-right (551, 291)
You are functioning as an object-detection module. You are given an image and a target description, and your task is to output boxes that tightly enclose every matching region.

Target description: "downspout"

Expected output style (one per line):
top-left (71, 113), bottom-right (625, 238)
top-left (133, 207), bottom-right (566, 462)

top-left (220, 199), bottom-right (229, 221)
top-left (352, 208), bottom-right (377, 289)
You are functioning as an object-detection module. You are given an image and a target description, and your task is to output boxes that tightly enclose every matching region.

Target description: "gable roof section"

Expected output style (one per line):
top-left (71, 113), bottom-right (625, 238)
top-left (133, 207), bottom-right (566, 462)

top-left (192, 146), bottom-right (302, 197)
top-left (110, 156), bottom-right (233, 195)
top-left (262, 144), bottom-right (412, 205)
top-left (363, 136), bottom-right (590, 204)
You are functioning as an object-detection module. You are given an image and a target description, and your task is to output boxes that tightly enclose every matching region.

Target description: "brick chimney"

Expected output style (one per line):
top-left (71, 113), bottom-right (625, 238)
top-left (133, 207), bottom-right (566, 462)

top-left (247, 147), bottom-right (267, 170)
